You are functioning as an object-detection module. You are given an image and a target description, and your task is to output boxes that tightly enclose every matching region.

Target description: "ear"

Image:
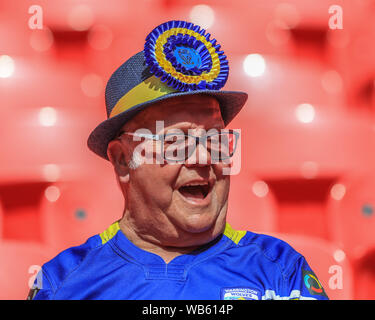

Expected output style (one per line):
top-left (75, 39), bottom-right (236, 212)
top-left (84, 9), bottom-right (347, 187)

top-left (107, 139), bottom-right (130, 184)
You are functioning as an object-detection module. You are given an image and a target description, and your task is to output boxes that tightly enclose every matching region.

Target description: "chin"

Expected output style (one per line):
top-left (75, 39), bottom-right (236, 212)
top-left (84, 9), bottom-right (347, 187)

top-left (179, 210), bottom-right (225, 235)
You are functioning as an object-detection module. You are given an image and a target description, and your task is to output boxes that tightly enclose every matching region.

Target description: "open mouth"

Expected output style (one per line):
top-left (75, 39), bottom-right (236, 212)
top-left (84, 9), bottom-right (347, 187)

top-left (178, 181), bottom-right (211, 202)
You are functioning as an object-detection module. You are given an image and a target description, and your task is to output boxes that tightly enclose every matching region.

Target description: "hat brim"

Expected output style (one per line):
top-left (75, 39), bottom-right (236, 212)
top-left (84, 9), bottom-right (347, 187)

top-left (87, 89), bottom-right (248, 160)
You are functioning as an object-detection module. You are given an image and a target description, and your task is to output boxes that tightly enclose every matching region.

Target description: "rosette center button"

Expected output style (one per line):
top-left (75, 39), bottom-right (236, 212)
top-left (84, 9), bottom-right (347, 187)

top-left (174, 46), bottom-right (201, 69)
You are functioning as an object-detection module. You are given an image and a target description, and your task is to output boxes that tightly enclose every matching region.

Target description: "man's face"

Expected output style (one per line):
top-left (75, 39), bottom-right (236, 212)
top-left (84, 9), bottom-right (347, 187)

top-left (113, 94), bottom-right (231, 247)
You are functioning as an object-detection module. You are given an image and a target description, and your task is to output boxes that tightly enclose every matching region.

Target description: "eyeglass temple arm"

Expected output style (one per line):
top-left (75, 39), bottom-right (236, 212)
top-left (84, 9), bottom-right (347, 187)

top-left (117, 131), bottom-right (161, 140)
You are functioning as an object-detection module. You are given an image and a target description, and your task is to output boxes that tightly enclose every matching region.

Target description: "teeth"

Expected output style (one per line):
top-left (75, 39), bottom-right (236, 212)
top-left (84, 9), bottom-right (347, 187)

top-left (183, 182), bottom-right (208, 187)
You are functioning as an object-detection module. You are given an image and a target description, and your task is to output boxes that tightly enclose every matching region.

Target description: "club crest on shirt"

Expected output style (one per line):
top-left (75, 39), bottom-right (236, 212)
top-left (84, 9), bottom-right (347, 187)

top-left (221, 287), bottom-right (260, 300)
top-left (302, 269), bottom-right (328, 297)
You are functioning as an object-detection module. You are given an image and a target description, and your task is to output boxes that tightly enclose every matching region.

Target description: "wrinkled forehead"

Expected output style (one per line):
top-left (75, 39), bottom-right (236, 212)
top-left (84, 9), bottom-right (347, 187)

top-left (122, 95), bottom-right (224, 133)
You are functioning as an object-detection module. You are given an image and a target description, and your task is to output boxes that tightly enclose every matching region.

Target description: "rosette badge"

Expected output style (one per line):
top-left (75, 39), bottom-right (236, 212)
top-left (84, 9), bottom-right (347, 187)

top-left (144, 20), bottom-right (229, 91)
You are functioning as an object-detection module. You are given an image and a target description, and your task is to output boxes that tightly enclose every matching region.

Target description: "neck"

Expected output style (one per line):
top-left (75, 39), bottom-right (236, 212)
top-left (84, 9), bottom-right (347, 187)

top-left (118, 207), bottom-right (227, 264)
top-left (118, 215), bottom-right (205, 264)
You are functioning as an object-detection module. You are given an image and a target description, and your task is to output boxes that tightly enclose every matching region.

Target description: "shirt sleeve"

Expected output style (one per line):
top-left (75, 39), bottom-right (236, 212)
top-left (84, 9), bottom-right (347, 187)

top-left (26, 268), bottom-right (55, 300)
top-left (282, 256), bottom-right (329, 300)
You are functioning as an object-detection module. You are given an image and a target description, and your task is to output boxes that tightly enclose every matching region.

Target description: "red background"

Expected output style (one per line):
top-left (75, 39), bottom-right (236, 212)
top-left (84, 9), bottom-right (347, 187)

top-left (0, 0), bottom-right (375, 299)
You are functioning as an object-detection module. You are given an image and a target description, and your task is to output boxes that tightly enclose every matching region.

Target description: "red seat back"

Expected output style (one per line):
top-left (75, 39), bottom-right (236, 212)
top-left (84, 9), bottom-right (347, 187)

top-left (267, 232), bottom-right (353, 299)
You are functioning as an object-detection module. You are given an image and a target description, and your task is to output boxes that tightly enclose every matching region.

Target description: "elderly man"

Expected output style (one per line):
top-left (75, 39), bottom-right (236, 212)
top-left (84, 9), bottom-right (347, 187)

top-left (28, 20), bottom-right (328, 300)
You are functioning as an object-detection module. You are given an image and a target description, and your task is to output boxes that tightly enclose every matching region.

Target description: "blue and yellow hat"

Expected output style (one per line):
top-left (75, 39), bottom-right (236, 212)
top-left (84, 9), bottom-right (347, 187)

top-left (87, 20), bottom-right (248, 160)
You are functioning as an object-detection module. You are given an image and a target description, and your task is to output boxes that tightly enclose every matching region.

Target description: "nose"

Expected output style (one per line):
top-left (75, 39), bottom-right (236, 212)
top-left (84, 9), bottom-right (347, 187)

top-left (185, 138), bottom-right (212, 167)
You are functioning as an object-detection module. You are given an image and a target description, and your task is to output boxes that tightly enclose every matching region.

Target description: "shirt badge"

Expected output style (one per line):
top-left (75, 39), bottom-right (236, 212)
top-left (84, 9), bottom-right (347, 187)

top-left (221, 287), bottom-right (261, 300)
top-left (302, 269), bottom-right (328, 298)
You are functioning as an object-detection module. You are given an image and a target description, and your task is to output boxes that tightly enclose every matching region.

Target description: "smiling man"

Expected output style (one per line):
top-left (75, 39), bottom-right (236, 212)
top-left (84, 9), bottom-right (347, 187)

top-left (28, 20), bottom-right (328, 300)
top-left (108, 94), bottom-right (231, 263)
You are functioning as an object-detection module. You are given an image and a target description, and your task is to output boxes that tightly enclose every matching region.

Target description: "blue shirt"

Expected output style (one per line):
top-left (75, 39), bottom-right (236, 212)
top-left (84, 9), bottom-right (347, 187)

top-left (28, 222), bottom-right (329, 300)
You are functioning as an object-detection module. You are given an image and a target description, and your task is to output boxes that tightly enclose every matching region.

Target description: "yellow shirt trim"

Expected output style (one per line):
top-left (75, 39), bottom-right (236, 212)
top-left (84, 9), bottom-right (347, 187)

top-left (99, 221), bottom-right (246, 246)
top-left (99, 221), bottom-right (120, 245)
top-left (223, 223), bottom-right (247, 245)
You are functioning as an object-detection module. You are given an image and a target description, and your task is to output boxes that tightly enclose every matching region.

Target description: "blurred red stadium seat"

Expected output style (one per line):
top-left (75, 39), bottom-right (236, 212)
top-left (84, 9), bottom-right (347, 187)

top-left (325, 2), bottom-right (375, 110)
top-left (0, 241), bottom-right (54, 299)
top-left (326, 174), bottom-right (375, 260)
top-left (267, 232), bottom-right (353, 300)
top-left (228, 55), bottom-right (375, 179)
top-left (241, 96), bottom-right (375, 180)
top-left (326, 174), bottom-right (375, 299)
top-left (354, 248), bottom-right (375, 300)
top-left (33, 0), bottom-right (165, 30)
top-left (0, 57), bottom-right (103, 181)
top-left (40, 174), bottom-right (123, 252)
top-left (227, 175), bottom-right (277, 233)
top-left (228, 54), bottom-right (345, 110)
top-left (0, 57), bottom-right (102, 118)
top-left (0, 21), bottom-right (37, 58)
top-left (263, 177), bottom-right (335, 240)
top-left (0, 198), bottom-right (3, 239)
top-left (0, 181), bottom-right (49, 242)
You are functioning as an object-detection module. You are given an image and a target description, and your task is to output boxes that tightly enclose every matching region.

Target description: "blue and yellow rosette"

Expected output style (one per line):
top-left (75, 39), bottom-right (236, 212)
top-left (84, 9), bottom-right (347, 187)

top-left (144, 20), bottom-right (229, 91)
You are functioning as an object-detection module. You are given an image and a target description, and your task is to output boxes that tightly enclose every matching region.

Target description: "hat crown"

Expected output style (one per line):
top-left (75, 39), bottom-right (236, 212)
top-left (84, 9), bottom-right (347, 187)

top-left (105, 51), bottom-right (152, 118)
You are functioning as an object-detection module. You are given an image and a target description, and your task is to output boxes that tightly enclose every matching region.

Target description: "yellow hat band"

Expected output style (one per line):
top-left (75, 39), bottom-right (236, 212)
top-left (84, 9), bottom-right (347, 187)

top-left (109, 75), bottom-right (178, 118)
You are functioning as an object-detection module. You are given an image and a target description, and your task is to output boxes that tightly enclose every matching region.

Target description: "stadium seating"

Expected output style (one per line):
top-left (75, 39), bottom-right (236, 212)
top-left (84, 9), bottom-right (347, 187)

top-left (0, 198), bottom-right (3, 239)
top-left (267, 232), bottom-right (353, 300)
top-left (0, 0), bottom-right (374, 300)
top-left (0, 181), bottom-right (49, 243)
top-left (227, 175), bottom-right (277, 233)
top-left (354, 248), bottom-right (375, 300)
top-left (326, 173), bottom-right (375, 299)
top-left (326, 174), bottom-right (375, 260)
top-left (263, 177), bottom-right (335, 240)
top-left (39, 174), bottom-right (123, 252)
top-left (325, 4), bottom-right (375, 110)
top-left (0, 57), bottom-right (102, 179)
top-left (228, 54), bottom-right (375, 178)
top-left (0, 241), bottom-right (54, 300)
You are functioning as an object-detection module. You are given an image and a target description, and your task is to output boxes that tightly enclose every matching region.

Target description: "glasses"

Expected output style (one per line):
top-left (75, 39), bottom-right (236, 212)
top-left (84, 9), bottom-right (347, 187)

top-left (117, 129), bottom-right (239, 163)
